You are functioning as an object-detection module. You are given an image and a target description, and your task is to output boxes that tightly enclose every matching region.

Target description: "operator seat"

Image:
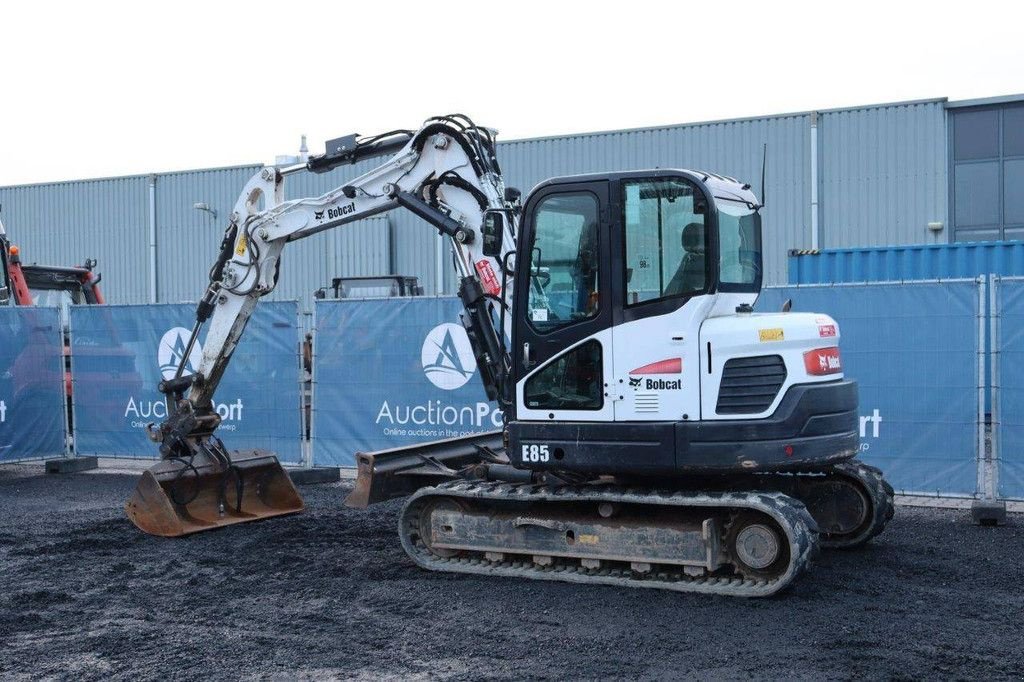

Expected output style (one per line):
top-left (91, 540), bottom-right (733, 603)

top-left (664, 222), bottom-right (706, 296)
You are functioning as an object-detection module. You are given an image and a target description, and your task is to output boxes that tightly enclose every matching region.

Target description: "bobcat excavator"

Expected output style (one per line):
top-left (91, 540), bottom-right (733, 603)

top-left (127, 114), bottom-right (894, 597)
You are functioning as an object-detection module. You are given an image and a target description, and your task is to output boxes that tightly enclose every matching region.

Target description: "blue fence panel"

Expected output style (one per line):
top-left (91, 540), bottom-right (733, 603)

top-left (0, 307), bottom-right (66, 461)
top-left (998, 278), bottom-right (1024, 499)
top-left (69, 302), bottom-right (302, 462)
top-left (758, 281), bottom-right (980, 496)
top-left (313, 298), bottom-right (500, 466)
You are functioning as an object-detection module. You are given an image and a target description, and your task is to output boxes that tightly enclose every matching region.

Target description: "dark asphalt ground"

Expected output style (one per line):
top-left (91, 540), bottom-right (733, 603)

top-left (0, 463), bottom-right (1021, 681)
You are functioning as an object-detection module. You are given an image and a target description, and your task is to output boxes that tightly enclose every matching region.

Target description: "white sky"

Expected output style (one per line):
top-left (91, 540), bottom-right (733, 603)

top-left (1, 0), bottom-right (1022, 186)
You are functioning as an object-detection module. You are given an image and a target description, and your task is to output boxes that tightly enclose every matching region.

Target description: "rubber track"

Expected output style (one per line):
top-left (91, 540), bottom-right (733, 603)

top-left (399, 481), bottom-right (819, 598)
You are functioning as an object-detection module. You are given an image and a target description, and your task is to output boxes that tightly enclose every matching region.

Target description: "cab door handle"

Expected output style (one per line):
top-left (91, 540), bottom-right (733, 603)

top-left (523, 342), bottom-right (536, 368)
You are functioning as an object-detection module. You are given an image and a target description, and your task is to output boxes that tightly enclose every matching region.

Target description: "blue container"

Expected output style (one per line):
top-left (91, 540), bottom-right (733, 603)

top-left (788, 241), bottom-right (1024, 284)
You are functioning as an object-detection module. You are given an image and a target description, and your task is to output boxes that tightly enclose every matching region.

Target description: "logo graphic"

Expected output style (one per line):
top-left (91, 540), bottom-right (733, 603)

top-left (327, 202), bottom-right (357, 220)
top-left (421, 323), bottom-right (477, 390)
top-left (314, 210), bottom-right (325, 220)
top-left (158, 327), bottom-right (203, 381)
top-left (628, 377), bottom-right (642, 388)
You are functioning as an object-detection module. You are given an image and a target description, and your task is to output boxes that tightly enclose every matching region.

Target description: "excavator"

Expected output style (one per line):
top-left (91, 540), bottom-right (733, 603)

top-left (1, 214), bottom-right (107, 410)
top-left (0, 215), bottom-right (105, 309)
top-left (126, 114), bottom-right (894, 597)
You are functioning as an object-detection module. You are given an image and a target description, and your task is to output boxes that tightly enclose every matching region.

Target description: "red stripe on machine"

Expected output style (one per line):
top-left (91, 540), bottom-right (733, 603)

top-left (629, 358), bottom-right (682, 375)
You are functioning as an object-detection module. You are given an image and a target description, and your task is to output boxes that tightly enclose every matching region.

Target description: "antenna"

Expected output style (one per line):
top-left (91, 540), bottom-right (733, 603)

top-left (760, 143), bottom-right (767, 208)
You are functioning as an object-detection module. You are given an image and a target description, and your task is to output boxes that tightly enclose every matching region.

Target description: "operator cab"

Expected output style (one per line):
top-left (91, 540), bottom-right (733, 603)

top-left (510, 169), bottom-right (762, 423)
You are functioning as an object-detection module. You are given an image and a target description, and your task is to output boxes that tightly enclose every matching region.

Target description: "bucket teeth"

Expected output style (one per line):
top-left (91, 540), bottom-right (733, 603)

top-left (125, 448), bottom-right (304, 537)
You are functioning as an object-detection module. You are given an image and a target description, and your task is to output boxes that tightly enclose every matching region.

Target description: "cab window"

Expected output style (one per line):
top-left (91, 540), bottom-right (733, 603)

top-left (622, 178), bottom-right (708, 305)
top-left (717, 199), bottom-right (762, 290)
top-left (524, 340), bottom-right (603, 410)
top-left (526, 192), bottom-right (600, 332)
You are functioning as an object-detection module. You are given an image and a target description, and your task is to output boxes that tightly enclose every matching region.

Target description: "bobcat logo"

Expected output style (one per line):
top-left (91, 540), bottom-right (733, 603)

top-left (628, 377), bottom-right (642, 388)
top-left (314, 210), bottom-right (325, 220)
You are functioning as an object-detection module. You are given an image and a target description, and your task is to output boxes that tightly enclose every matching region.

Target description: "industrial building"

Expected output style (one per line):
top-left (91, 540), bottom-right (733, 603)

top-left (1, 93), bottom-right (1021, 306)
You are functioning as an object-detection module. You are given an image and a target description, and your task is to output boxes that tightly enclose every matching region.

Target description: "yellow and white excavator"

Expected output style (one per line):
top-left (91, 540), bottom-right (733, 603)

top-left (126, 115), bottom-right (893, 597)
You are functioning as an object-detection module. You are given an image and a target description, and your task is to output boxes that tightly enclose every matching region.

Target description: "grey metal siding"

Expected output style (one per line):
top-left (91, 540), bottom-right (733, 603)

top-left (154, 165), bottom-right (261, 303)
top-left (497, 115), bottom-right (812, 286)
top-left (0, 176), bottom-right (151, 303)
top-left (284, 162), bottom-right (436, 297)
top-left (0, 98), bottom-right (970, 302)
top-left (268, 215), bottom-right (390, 311)
top-left (819, 100), bottom-right (947, 248)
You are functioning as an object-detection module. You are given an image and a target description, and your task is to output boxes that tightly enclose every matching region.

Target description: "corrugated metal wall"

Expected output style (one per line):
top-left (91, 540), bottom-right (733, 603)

top-left (278, 165), bottom-right (398, 309)
top-left (155, 164), bottom-right (392, 308)
top-left (0, 176), bottom-right (151, 302)
top-left (0, 100), bottom-right (962, 303)
top-left (496, 114), bottom-right (812, 287)
top-left (819, 100), bottom-right (948, 249)
top-left (155, 165), bottom-right (261, 303)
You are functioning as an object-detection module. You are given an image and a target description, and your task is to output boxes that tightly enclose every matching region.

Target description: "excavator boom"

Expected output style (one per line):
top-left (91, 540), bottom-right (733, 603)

top-left (128, 115), bottom-right (518, 537)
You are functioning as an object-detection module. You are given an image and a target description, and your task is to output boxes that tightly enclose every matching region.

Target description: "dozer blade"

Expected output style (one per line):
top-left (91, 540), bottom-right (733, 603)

top-left (125, 448), bottom-right (304, 537)
top-left (345, 430), bottom-right (504, 508)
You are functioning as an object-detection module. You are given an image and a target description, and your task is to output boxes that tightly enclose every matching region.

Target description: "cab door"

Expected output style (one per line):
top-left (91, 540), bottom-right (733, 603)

top-left (610, 175), bottom-right (709, 423)
top-left (513, 181), bottom-right (616, 423)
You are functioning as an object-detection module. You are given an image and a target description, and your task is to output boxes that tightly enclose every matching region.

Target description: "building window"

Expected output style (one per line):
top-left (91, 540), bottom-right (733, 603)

top-left (952, 104), bottom-right (1024, 241)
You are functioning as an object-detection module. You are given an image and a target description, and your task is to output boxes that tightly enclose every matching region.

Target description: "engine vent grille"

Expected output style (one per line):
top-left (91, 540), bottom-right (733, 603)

top-left (634, 393), bottom-right (659, 414)
top-left (716, 355), bottom-right (787, 415)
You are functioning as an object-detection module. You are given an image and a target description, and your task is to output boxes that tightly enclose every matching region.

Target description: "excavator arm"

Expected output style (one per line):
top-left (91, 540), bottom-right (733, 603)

top-left (127, 115), bottom-right (519, 536)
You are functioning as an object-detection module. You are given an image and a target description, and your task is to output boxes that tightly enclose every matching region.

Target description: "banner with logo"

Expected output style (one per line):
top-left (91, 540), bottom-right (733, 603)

top-left (69, 302), bottom-right (302, 462)
top-left (0, 307), bottom-right (67, 462)
top-left (997, 278), bottom-right (1024, 500)
top-left (758, 280), bottom-right (980, 496)
top-left (312, 298), bottom-right (500, 466)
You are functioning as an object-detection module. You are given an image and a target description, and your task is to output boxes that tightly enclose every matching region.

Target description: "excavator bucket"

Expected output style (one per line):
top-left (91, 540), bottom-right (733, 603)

top-left (125, 448), bottom-right (304, 537)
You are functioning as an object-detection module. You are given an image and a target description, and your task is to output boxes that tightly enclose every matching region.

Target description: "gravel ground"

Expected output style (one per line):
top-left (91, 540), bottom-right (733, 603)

top-left (0, 463), bottom-right (1021, 681)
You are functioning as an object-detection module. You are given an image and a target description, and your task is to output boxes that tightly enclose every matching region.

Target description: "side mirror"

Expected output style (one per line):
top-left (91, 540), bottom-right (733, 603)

top-left (482, 210), bottom-right (504, 257)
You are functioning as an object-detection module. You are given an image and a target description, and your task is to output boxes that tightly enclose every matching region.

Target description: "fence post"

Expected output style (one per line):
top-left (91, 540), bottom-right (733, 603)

top-left (64, 307), bottom-right (74, 459)
top-left (975, 276), bottom-right (986, 498)
top-left (973, 274), bottom-right (1006, 524)
top-left (306, 304), bottom-right (317, 469)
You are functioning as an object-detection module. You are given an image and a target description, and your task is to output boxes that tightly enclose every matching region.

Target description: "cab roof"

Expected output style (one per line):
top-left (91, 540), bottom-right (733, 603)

top-left (531, 168), bottom-right (761, 208)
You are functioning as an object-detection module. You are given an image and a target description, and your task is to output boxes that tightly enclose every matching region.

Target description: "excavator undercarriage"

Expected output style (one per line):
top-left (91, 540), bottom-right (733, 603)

top-left (345, 432), bottom-right (894, 597)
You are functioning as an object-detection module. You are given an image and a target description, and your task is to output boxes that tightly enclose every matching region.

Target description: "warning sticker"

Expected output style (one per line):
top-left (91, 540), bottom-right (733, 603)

top-left (475, 260), bottom-right (501, 296)
top-left (818, 324), bottom-right (837, 338)
top-left (759, 328), bottom-right (785, 342)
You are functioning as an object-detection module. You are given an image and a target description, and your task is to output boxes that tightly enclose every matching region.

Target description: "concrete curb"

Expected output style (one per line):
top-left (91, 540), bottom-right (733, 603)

top-left (45, 456), bottom-right (99, 474)
top-left (286, 467), bottom-right (341, 485)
